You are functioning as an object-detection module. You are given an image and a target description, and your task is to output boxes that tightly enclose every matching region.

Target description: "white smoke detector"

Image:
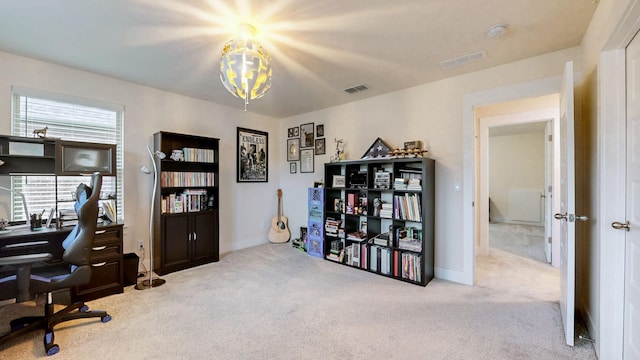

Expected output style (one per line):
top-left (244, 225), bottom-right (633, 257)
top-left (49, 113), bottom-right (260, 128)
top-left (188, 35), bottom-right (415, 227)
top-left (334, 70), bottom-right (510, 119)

top-left (485, 24), bottom-right (507, 39)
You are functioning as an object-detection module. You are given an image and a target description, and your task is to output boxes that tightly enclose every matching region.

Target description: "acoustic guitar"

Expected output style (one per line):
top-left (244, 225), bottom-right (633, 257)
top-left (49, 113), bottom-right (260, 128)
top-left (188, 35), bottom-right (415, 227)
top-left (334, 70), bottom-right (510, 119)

top-left (268, 189), bottom-right (290, 243)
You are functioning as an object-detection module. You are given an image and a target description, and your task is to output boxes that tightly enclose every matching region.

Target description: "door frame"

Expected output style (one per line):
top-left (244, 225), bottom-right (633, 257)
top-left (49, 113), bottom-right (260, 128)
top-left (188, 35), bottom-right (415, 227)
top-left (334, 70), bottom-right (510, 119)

top-left (597, 1), bottom-right (640, 357)
top-left (462, 76), bottom-right (564, 285)
top-left (477, 109), bottom-right (559, 264)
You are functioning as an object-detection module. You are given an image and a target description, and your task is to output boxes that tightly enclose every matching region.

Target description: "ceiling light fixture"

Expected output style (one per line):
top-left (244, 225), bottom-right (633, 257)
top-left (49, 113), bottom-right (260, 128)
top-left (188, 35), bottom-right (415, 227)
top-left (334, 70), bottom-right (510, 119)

top-left (220, 24), bottom-right (272, 112)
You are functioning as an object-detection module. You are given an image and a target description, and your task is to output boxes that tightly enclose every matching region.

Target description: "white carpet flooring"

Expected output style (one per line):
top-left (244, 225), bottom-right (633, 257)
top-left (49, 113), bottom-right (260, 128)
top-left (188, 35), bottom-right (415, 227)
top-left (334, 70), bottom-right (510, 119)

top-left (0, 234), bottom-right (596, 359)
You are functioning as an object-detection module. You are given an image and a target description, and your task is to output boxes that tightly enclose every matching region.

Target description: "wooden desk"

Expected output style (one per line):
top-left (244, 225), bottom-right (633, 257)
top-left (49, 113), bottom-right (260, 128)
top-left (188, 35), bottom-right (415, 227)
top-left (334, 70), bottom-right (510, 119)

top-left (0, 223), bottom-right (124, 302)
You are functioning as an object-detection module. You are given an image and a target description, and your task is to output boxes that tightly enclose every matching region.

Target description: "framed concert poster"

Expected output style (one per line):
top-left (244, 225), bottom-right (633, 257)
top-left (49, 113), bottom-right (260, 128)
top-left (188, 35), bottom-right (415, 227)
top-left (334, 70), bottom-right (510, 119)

top-left (237, 127), bottom-right (268, 182)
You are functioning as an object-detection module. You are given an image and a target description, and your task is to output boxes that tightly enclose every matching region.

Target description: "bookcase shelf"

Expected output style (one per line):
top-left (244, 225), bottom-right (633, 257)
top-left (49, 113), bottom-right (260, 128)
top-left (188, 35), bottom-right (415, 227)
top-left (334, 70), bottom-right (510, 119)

top-left (153, 131), bottom-right (220, 275)
top-left (323, 157), bottom-right (435, 286)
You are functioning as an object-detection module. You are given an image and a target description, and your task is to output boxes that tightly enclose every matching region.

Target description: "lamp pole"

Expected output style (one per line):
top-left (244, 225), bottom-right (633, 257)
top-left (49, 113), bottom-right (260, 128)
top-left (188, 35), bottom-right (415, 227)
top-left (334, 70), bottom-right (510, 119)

top-left (135, 145), bottom-right (166, 290)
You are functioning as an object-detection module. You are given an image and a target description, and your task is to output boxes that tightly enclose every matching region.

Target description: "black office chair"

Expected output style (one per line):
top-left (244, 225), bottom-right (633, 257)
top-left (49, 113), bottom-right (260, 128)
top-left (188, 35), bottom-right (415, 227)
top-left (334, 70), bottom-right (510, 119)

top-left (0, 172), bottom-right (111, 356)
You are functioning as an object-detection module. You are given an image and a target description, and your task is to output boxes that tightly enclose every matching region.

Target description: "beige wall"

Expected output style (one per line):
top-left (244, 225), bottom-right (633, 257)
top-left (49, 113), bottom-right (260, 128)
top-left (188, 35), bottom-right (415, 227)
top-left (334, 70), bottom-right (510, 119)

top-left (489, 132), bottom-right (545, 224)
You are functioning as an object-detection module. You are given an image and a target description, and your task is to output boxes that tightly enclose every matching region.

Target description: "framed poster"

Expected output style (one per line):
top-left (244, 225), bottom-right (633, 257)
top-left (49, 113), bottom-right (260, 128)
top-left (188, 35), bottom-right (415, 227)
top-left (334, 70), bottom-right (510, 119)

top-left (290, 162), bottom-right (297, 174)
top-left (237, 127), bottom-right (268, 182)
top-left (288, 127), bottom-right (299, 138)
top-left (300, 122), bottom-right (314, 148)
top-left (315, 138), bottom-right (326, 155)
top-left (287, 138), bottom-right (300, 161)
top-left (300, 148), bottom-right (314, 173)
top-left (316, 124), bottom-right (324, 137)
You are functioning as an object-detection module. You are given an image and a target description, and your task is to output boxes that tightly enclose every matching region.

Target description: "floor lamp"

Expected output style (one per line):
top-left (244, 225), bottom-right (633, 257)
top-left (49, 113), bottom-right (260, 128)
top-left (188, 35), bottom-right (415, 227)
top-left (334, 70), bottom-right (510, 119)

top-left (135, 145), bottom-right (166, 290)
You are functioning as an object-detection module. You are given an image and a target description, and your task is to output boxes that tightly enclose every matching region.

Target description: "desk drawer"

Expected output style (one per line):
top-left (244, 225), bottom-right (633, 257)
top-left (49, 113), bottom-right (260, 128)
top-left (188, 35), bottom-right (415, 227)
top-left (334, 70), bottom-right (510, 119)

top-left (93, 227), bottom-right (122, 246)
top-left (74, 258), bottom-right (122, 301)
top-left (91, 244), bottom-right (121, 260)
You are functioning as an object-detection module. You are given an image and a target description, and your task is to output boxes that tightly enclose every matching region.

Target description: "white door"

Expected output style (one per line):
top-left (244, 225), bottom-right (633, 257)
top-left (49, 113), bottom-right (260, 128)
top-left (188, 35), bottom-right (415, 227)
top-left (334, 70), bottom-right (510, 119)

top-left (544, 121), bottom-right (553, 263)
top-left (556, 61), bottom-right (576, 347)
top-left (623, 30), bottom-right (640, 360)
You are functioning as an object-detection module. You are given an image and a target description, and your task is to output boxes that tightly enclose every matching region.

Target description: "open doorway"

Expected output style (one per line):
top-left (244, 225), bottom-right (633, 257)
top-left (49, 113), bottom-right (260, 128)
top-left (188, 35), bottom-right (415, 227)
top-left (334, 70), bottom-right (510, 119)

top-left (474, 96), bottom-right (561, 269)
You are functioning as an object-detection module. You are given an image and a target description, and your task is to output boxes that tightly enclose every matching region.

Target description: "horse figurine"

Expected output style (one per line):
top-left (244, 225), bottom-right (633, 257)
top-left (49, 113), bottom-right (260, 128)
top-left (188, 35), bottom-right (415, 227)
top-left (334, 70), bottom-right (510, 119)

top-left (32, 126), bottom-right (48, 138)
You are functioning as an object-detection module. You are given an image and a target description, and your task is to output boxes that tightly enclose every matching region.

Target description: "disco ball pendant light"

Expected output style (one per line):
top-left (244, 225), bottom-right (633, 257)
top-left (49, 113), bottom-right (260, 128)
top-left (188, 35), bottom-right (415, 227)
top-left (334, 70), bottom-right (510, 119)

top-left (220, 24), bottom-right (272, 111)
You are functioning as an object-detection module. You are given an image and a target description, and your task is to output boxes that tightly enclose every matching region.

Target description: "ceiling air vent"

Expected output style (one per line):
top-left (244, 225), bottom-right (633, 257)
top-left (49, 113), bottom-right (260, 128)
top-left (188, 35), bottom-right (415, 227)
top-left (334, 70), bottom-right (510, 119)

top-left (440, 50), bottom-right (487, 69)
top-left (343, 84), bottom-right (370, 94)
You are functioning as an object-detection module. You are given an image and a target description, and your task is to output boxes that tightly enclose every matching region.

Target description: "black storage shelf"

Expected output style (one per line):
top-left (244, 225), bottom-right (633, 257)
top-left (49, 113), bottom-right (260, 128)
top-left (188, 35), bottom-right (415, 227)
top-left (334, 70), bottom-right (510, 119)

top-left (322, 157), bottom-right (435, 286)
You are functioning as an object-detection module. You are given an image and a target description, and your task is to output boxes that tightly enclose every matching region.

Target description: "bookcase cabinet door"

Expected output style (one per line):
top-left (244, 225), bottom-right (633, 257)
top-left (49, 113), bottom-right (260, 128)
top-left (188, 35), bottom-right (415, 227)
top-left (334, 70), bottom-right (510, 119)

top-left (161, 213), bottom-right (191, 270)
top-left (192, 210), bottom-right (218, 262)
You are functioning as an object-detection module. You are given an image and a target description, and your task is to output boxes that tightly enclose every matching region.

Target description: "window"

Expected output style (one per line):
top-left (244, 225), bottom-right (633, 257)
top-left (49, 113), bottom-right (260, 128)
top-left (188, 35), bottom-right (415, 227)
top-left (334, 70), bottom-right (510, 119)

top-left (10, 87), bottom-right (124, 222)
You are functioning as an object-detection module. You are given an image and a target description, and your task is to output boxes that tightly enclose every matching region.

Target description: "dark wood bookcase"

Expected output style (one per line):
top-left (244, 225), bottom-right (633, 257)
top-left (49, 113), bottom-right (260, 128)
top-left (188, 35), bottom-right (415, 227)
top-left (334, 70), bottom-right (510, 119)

top-left (153, 131), bottom-right (219, 275)
top-left (323, 157), bottom-right (435, 286)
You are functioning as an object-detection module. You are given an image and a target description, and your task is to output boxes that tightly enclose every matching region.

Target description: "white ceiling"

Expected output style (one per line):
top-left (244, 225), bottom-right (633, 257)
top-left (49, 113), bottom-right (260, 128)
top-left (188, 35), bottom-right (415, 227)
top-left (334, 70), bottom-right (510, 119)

top-left (0, 0), bottom-right (598, 119)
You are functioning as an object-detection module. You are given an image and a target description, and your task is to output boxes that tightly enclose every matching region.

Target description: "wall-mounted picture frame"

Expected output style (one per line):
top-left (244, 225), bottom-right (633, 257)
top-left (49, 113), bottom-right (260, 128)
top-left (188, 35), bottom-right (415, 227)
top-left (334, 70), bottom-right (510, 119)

top-left (314, 138), bottom-right (326, 155)
top-left (288, 127), bottom-right (299, 138)
top-left (237, 127), bottom-right (268, 183)
top-left (300, 122), bottom-right (314, 148)
top-left (316, 124), bottom-right (324, 137)
top-left (300, 148), bottom-right (314, 173)
top-left (287, 138), bottom-right (300, 161)
top-left (290, 162), bottom-right (297, 174)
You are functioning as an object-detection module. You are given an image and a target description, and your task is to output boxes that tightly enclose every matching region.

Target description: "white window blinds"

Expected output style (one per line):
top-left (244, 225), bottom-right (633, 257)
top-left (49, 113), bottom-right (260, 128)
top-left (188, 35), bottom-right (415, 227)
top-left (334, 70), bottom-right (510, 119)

top-left (10, 87), bottom-right (124, 222)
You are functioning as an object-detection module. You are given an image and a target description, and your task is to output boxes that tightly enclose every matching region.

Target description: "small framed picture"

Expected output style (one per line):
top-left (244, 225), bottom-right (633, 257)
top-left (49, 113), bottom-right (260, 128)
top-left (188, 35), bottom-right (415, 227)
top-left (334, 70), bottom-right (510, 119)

top-left (316, 124), bottom-right (324, 137)
top-left (287, 138), bottom-right (300, 161)
top-left (300, 122), bottom-right (314, 148)
top-left (290, 162), bottom-right (297, 174)
top-left (315, 138), bottom-right (326, 155)
top-left (332, 175), bottom-right (345, 188)
top-left (403, 140), bottom-right (422, 151)
top-left (288, 127), bottom-right (299, 138)
top-left (300, 148), bottom-right (314, 173)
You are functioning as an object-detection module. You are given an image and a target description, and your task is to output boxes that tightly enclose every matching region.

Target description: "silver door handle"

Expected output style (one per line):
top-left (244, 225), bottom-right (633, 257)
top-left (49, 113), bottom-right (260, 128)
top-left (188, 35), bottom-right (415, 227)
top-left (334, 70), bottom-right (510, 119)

top-left (554, 213), bottom-right (567, 220)
top-left (576, 215), bottom-right (589, 222)
top-left (612, 221), bottom-right (630, 231)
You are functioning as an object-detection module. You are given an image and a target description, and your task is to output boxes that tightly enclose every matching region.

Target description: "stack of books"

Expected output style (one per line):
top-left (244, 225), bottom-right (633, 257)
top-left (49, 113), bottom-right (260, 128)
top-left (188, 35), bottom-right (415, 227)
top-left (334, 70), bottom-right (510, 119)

top-left (407, 178), bottom-right (422, 190)
top-left (393, 177), bottom-right (408, 190)
top-left (379, 202), bottom-right (393, 218)
top-left (324, 218), bottom-right (342, 237)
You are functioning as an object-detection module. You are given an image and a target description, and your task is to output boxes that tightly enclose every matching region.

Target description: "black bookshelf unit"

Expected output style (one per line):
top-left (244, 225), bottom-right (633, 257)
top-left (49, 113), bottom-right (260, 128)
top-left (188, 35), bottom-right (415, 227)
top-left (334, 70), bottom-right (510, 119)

top-left (153, 131), bottom-right (219, 275)
top-left (323, 157), bottom-right (435, 286)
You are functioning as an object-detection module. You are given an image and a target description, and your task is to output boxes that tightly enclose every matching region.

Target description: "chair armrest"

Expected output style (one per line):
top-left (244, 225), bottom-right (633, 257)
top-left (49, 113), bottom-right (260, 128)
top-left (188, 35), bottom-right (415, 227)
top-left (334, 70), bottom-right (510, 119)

top-left (0, 253), bottom-right (53, 266)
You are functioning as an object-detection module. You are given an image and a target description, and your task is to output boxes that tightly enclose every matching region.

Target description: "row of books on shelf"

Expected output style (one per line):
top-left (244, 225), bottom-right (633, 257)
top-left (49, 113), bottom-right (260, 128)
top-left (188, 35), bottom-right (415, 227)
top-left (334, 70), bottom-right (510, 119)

top-left (181, 147), bottom-right (215, 163)
top-left (160, 171), bottom-right (215, 187)
top-left (393, 193), bottom-right (422, 221)
top-left (327, 241), bottom-right (422, 282)
top-left (161, 189), bottom-right (210, 214)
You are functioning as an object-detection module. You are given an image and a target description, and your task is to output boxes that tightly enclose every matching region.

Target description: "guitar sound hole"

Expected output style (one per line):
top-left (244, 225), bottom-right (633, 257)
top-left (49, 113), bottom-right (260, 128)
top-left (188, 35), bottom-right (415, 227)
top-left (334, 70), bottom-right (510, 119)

top-left (278, 221), bottom-right (285, 230)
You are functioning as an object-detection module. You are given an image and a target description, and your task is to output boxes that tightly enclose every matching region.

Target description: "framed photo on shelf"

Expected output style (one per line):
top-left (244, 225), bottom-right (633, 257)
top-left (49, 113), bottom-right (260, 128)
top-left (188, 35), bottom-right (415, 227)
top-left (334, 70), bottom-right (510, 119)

top-left (290, 162), bottom-right (297, 174)
top-left (287, 138), bottom-right (300, 161)
top-left (314, 138), bottom-right (326, 155)
top-left (300, 122), bottom-right (314, 148)
top-left (316, 124), bottom-right (324, 137)
top-left (300, 148), bottom-right (314, 173)
top-left (237, 127), bottom-right (268, 183)
top-left (332, 175), bottom-right (345, 188)
top-left (288, 127), bottom-right (299, 138)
